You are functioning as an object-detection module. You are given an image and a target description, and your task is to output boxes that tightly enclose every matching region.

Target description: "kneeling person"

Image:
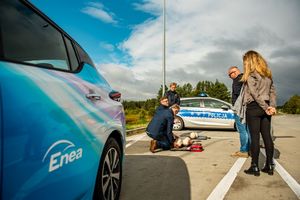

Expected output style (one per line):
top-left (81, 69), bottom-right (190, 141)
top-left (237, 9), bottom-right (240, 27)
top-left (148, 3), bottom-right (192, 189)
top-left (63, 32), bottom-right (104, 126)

top-left (146, 104), bottom-right (180, 153)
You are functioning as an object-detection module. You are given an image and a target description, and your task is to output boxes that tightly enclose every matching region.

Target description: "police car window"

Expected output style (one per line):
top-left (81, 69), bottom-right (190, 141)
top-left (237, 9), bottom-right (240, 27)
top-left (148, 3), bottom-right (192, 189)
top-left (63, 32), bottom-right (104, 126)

top-left (204, 99), bottom-right (226, 109)
top-left (181, 99), bottom-right (200, 107)
top-left (0, 0), bottom-right (70, 70)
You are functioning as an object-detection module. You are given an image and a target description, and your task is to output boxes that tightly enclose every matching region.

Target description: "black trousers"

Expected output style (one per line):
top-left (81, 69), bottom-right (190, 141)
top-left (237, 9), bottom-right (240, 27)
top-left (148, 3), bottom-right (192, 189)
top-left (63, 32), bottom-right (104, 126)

top-left (246, 101), bottom-right (274, 166)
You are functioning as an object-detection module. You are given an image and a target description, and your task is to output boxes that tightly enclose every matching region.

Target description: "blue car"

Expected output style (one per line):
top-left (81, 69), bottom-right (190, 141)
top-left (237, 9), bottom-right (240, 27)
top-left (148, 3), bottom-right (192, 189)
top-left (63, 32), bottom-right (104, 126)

top-left (0, 0), bottom-right (126, 199)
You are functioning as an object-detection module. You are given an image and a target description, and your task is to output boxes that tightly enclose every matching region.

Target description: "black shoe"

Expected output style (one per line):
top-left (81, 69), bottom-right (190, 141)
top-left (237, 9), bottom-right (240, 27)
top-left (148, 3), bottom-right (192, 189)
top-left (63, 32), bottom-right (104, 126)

top-left (261, 164), bottom-right (275, 175)
top-left (244, 164), bottom-right (260, 176)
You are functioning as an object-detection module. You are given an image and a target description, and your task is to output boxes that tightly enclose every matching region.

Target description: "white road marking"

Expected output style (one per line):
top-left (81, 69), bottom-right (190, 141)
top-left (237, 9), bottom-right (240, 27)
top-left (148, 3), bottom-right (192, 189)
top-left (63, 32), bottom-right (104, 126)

top-left (206, 158), bottom-right (247, 200)
top-left (125, 132), bottom-right (300, 199)
top-left (126, 133), bottom-right (147, 148)
top-left (261, 150), bottom-right (300, 199)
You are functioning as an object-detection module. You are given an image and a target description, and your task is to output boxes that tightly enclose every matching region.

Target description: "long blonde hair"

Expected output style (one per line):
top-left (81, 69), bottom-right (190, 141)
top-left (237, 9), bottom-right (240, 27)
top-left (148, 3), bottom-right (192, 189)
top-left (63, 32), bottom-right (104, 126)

top-left (241, 50), bottom-right (272, 82)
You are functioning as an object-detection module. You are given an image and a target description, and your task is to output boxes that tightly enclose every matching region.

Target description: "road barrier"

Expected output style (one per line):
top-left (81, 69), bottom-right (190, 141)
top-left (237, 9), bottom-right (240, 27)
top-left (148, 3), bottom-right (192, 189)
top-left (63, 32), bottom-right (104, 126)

top-left (126, 127), bottom-right (146, 136)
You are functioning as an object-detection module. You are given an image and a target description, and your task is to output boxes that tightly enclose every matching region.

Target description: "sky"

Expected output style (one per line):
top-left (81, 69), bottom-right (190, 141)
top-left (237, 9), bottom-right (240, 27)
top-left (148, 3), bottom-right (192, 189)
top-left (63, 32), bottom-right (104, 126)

top-left (31, 0), bottom-right (300, 105)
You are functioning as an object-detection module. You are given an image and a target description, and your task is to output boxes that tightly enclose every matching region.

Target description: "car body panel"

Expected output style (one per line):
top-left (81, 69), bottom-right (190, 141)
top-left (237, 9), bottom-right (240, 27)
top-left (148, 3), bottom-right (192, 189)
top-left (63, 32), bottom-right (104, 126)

top-left (177, 97), bottom-right (235, 130)
top-left (0, 61), bottom-right (125, 199)
top-left (0, 0), bottom-right (126, 197)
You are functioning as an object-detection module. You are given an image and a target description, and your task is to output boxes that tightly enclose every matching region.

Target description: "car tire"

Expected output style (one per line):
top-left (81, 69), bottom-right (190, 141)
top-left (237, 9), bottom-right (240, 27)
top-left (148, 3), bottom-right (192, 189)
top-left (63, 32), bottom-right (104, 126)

top-left (93, 137), bottom-right (122, 200)
top-left (173, 116), bottom-right (184, 131)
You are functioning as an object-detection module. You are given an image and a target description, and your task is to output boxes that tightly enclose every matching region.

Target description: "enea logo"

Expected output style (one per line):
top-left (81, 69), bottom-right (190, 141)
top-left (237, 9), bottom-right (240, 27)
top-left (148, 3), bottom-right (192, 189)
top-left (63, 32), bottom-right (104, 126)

top-left (42, 140), bottom-right (83, 172)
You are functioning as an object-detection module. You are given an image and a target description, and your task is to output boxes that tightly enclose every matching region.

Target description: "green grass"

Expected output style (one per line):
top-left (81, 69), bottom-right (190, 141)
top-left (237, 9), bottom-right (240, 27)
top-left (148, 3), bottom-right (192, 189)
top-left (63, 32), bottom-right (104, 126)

top-left (125, 113), bottom-right (150, 130)
top-left (126, 123), bottom-right (148, 130)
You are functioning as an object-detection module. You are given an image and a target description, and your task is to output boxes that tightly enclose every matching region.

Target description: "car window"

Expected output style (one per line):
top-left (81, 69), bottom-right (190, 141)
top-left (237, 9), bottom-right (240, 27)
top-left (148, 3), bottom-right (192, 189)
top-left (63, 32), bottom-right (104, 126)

top-left (204, 99), bottom-right (227, 109)
top-left (65, 36), bottom-right (79, 71)
top-left (181, 99), bottom-right (200, 107)
top-left (75, 43), bottom-right (95, 67)
top-left (0, 0), bottom-right (70, 70)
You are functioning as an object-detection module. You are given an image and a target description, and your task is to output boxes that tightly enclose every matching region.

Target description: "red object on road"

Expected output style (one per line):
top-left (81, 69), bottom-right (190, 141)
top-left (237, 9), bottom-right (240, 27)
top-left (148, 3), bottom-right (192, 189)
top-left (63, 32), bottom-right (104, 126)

top-left (188, 144), bottom-right (204, 152)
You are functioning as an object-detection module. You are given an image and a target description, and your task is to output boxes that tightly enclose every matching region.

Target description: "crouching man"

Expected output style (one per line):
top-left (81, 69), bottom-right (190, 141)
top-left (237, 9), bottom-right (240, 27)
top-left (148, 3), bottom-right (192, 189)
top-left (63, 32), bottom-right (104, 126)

top-left (146, 104), bottom-right (180, 153)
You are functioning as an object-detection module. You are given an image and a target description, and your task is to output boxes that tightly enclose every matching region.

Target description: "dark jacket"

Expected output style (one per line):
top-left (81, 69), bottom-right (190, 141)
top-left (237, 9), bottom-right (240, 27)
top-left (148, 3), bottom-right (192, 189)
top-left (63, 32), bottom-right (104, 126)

top-left (232, 73), bottom-right (243, 105)
top-left (146, 108), bottom-right (174, 144)
top-left (155, 104), bottom-right (169, 112)
top-left (165, 90), bottom-right (180, 106)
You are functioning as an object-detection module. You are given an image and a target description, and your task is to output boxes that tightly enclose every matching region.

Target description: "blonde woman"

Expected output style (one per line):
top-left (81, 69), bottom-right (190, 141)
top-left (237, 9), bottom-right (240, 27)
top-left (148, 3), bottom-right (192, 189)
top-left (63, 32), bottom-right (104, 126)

top-left (241, 50), bottom-right (277, 176)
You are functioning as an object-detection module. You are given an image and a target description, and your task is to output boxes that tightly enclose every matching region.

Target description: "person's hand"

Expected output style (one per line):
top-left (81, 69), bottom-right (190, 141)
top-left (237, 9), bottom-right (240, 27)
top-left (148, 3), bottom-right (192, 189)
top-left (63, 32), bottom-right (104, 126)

top-left (265, 108), bottom-right (271, 115)
top-left (265, 107), bottom-right (272, 115)
top-left (266, 106), bottom-right (276, 115)
top-left (272, 107), bottom-right (277, 115)
top-left (173, 132), bottom-right (180, 139)
top-left (172, 141), bottom-right (180, 148)
top-left (173, 138), bottom-right (182, 148)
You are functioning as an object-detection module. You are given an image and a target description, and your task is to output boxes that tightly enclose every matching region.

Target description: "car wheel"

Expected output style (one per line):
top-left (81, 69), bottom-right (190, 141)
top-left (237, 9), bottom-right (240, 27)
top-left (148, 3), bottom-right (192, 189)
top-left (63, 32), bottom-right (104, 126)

top-left (173, 116), bottom-right (184, 131)
top-left (93, 137), bottom-right (122, 200)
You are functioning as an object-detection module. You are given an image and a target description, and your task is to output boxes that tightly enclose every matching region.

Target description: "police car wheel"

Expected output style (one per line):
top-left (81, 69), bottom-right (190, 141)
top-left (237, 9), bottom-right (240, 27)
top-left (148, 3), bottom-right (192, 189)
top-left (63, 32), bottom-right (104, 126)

top-left (93, 137), bottom-right (122, 200)
top-left (173, 116), bottom-right (184, 131)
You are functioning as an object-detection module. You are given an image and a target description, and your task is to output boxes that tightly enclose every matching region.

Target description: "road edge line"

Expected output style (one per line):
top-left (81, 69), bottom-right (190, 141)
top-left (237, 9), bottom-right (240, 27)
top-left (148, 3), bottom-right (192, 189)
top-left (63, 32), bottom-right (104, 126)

top-left (261, 149), bottom-right (300, 198)
top-left (207, 157), bottom-right (247, 200)
top-left (126, 134), bottom-right (147, 148)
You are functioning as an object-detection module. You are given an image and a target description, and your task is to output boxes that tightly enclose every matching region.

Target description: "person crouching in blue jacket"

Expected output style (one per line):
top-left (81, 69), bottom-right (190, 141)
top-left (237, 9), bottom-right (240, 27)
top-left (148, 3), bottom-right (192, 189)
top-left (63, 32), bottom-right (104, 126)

top-left (146, 102), bottom-right (180, 153)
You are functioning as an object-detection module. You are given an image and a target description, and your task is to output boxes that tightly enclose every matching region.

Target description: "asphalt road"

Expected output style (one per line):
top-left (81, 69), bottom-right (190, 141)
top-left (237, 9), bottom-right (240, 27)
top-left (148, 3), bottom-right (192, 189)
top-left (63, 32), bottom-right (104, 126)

top-left (120, 114), bottom-right (300, 200)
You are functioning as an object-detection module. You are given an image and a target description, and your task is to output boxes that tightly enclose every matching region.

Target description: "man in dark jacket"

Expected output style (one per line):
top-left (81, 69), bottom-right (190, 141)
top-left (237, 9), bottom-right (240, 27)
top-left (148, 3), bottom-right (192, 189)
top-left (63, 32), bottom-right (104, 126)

top-left (228, 66), bottom-right (250, 158)
top-left (146, 104), bottom-right (180, 153)
top-left (165, 82), bottom-right (180, 106)
top-left (156, 96), bottom-right (169, 112)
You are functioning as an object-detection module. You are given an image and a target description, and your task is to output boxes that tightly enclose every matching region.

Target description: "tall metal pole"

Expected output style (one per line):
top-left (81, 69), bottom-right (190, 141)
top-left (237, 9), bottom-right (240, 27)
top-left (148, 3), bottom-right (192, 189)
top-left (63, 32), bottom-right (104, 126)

top-left (162, 0), bottom-right (166, 96)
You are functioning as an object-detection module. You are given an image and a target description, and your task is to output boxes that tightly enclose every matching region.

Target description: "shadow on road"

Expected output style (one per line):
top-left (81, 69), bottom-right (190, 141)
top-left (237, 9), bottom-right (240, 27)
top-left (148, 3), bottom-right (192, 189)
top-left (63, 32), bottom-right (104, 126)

top-left (120, 155), bottom-right (191, 200)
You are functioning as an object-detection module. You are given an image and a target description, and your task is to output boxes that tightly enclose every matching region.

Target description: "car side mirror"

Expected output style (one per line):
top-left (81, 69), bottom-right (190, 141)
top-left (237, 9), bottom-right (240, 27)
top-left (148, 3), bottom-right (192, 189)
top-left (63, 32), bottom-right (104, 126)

top-left (221, 105), bottom-right (229, 111)
top-left (109, 90), bottom-right (121, 102)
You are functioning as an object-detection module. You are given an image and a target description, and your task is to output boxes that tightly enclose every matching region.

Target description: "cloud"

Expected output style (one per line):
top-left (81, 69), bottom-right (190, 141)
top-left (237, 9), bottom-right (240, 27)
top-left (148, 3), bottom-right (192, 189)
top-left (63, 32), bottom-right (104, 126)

top-left (99, 42), bottom-right (115, 52)
top-left (97, 63), bottom-right (160, 100)
top-left (82, 2), bottom-right (117, 25)
top-left (99, 0), bottom-right (300, 105)
top-left (132, 0), bottom-right (162, 16)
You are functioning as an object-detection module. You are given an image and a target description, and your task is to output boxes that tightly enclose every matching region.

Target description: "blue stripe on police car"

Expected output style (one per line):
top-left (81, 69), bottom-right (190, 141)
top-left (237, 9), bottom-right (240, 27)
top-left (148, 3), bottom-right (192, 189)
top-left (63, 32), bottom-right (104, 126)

top-left (179, 110), bottom-right (234, 120)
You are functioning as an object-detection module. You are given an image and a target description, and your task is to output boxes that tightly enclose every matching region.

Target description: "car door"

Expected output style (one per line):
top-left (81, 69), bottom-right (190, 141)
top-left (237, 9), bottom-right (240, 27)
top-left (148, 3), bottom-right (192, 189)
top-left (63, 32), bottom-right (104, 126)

top-left (201, 98), bottom-right (235, 129)
top-left (178, 98), bottom-right (203, 128)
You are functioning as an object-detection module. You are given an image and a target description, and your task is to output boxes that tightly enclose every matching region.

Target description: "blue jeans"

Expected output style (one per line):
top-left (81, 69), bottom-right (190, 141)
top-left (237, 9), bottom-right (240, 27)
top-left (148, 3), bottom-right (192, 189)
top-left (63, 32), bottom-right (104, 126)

top-left (156, 135), bottom-right (172, 150)
top-left (235, 114), bottom-right (250, 152)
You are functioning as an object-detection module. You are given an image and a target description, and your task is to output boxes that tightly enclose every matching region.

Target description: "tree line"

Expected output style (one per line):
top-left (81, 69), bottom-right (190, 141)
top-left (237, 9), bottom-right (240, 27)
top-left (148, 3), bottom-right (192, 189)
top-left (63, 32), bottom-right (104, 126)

top-left (123, 80), bottom-right (232, 128)
top-left (123, 80), bottom-right (300, 116)
top-left (156, 80), bottom-right (231, 102)
top-left (123, 80), bottom-right (231, 111)
top-left (281, 95), bottom-right (300, 114)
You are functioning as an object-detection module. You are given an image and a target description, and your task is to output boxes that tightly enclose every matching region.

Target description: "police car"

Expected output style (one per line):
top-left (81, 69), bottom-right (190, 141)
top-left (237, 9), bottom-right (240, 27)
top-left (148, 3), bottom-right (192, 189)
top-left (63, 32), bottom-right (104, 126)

top-left (0, 0), bottom-right (125, 199)
top-left (173, 95), bottom-right (235, 130)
